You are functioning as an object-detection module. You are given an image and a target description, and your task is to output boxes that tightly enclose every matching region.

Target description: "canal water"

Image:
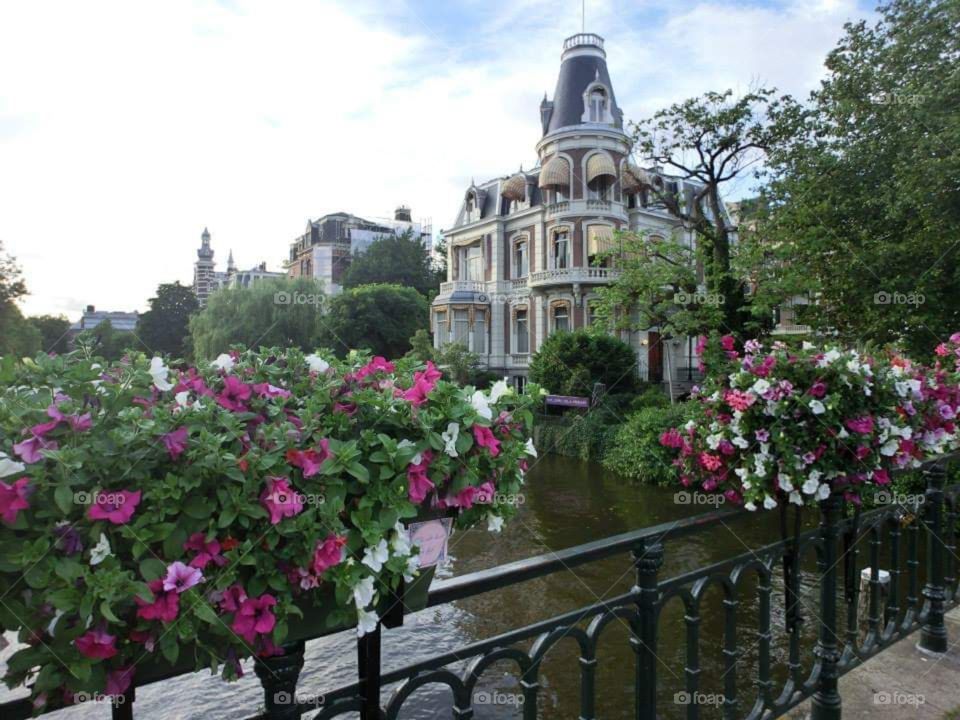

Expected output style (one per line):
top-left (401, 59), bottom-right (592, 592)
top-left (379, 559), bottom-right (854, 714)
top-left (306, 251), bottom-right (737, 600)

top-left (3, 456), bottom-right (871, 719)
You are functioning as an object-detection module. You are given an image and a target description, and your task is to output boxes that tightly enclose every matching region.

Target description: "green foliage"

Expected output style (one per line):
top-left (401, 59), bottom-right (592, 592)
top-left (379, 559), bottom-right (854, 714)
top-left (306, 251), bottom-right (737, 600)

top-left (322, 284), bottom-right (428, 359)
top-left (603, 404), bottom-right (694, 485)
top-left (0, 302), bottom-right (42, 358)
top-left (75, 320), bottom-right (143, 362)
top-left (27, 315), bottom-right (71, 355)
top-left (758, 0), bottom-right (960, 357)
top-left (343, 230), bottom-right (438, 298)
top-left (535, 411), bottom-right (620, 462)
top-left (137, 282), bottom-right (199, 359)
top-left (0, 241), bottom-right (26, 307)
top-left (529, 330), bottom-right (637, 396)
top-left (406, 332), bottom-right (497, 388)
top-left (189, 277), bottom-right (327, 361)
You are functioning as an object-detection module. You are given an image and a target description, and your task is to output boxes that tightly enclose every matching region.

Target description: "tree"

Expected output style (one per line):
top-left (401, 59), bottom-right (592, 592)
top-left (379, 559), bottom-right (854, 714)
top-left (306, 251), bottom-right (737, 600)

top-left (189, 278), bottom-right (327, 360)
top-left (76, 320), bottom-right (143, 361)
top-left (432, 237), bottom-right (448, 287)
top-left (342, 231), bottom-right (438, 297)
top-left (0, 303), bottom-right (41, 358)
top-left (759, 0), bottom-right (960, 357)
top-left (137, 282), bottom-right (199, 359)
top-left (0, 241), bottom-right (26, 308)
top-left (28, 315), bottom-right (71, 354)
top-left (629, 88), bottom-right (792, 337)
top-left (529, 330), bottom-right (637, 396)
top-left (322, 284), bottom-right (428, 359)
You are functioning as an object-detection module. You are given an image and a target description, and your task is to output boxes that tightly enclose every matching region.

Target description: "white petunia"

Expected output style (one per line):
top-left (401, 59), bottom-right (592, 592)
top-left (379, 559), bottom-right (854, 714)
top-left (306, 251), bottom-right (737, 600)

top-left (149, 357), bottom-right (174, 391)
top-left (809, 399), bottom-right (826, 415)
top-left (403, 554), bottom-right (420, 583)
top-left (441, 422), bottom-right (460, 457)
top-left (816, 483), bottom-right (831, 501)
top-left (751, 379), bottom-right (771, 396)
top-left (361, 539), bottom-right (389, 573)
top-left (352, 576), bottom-right (376, 610)
top-left (391, 523), bottom-right (412, 556)
top-left (880, 439), bottom-right (899, 456)
top-left (488, 379), bottom-right (511, 404)
top-left (90, 533), bottom-right (112, 565)
top-left (745, 501), bottom-right (757, 512)
top-left (779, 475), bottom-right (794, 493)
top-left (305, 354), bottom-right (330, 374)
top-left (0, 452), bottom-right (25, 478)
top-left (763, 495), bottom-right (778, 510)
top-left (487, 514), bottom-right (505, 533)
top-left (470, 390), bottom-right (493, 420)
top-left (174, 391), bottom-right (190, 408)
top-left (211, 353), bottom-right (235, 372)
top-left (732, 436), bottom-right (749, 449)
top-left (525, 438), bottom-right (537, 457)
top-left (357, 608), bottom-right (380, 637)
top-left (789, 491), bottom-right (803, 506)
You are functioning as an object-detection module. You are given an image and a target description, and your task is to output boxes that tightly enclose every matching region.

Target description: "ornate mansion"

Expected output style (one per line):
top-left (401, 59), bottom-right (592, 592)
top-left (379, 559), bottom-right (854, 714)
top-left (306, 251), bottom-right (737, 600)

top-left (432, 33), bottom-right (716, 390)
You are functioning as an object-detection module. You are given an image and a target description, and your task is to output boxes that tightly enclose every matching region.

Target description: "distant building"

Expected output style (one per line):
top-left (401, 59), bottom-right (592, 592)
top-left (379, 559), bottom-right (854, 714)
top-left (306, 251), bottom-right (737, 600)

top-left (286, 206), bottom-right (432, 296)
top-left (191, 228), bottom-right (283, 305)
top-left (433, 33), bottom-right (729, 391)
top-left (69, 305), bottom-right (139, 342)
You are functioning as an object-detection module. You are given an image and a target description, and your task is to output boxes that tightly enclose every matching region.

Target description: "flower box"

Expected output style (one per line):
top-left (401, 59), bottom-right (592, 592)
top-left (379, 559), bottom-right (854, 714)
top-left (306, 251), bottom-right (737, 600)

top-left (0, 347), bottom-right (537, 710)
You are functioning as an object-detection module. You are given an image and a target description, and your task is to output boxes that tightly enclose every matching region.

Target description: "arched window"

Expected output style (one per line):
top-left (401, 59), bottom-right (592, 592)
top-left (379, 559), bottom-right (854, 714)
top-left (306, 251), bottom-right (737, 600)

top-left (514, 308), bottom-right (529, 354)
top-left (589, 88), bottom-right (607, 122)
top-left (513, 238), bottom-right (528, 279)
top-left (552, 303), bottom-right (570, 332)
top-left (587, 226), bottom-right (616, 267)
top-left (552, 230), bottom-right (569, 270)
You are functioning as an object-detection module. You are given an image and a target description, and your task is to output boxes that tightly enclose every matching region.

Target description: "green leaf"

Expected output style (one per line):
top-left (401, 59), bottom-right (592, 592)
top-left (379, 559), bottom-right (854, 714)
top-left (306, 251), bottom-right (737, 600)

top-left (183, 496), bottom-right (213, 520)
top-left (217, 508), bottom-right (237, 528)
top-left (54, 558), bottom-right (84, 583)
top-left (100, 600), bottom-right (122, 624)
top-left (139, 558), bottom-right (167, 582)
top-left (54, 484), bottom-right (75, 515)
top-left (347, 463), bottom-right (369, 483)
top-left (193, 602), bottom-right (219, 625)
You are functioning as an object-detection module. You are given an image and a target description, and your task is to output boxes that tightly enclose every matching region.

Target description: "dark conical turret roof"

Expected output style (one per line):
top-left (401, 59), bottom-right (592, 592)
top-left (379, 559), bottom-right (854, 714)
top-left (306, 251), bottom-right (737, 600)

top-left (542, 33), bottom-right (623, 136)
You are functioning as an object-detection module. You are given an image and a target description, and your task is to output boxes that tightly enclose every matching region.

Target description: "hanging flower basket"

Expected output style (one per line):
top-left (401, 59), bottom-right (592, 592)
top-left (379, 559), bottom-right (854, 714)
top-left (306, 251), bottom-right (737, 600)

top-left (659, 335), bottom-right (960, 511)
top-left (0, 347), bottom-right (538, 711)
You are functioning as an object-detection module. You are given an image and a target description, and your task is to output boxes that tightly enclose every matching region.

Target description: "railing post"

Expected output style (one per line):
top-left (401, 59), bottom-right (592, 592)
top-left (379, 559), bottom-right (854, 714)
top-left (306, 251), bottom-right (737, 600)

top-left (632, 538), bottom-right (663, 720)
top-left (920, 461), bottom-right (949, 653)
top-left (358, 625), bottom-right (383, 720)
top-left (811, 493), bottom-right (843, 720)
top-left (253, 640), bottom-right (306, 719)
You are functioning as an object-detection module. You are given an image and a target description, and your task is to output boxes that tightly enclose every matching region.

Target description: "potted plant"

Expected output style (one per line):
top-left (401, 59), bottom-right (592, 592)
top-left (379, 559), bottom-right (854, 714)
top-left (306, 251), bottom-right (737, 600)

top-left (0, 345), bottom-right (538, 712)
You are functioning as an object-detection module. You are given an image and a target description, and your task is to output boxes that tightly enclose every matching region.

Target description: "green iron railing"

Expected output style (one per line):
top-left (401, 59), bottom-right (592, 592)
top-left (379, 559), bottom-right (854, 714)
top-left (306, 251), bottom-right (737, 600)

top-left (2, 455), bottom-right (958, 719)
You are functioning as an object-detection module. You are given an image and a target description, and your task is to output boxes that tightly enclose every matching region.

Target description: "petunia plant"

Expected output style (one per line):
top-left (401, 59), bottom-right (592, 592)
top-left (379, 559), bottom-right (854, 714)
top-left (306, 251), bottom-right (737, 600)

top-left (659, 335), bottom-right (960, 511)
top-left (0, 346), bottom-right (538, 710)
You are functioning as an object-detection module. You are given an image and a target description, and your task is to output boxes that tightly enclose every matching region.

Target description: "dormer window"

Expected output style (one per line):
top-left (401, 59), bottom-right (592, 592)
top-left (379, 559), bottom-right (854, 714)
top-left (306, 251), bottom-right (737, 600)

top-left (581, 82), bottom-right (613, 124)
top-left (465, 194), bottom-right (480, 223)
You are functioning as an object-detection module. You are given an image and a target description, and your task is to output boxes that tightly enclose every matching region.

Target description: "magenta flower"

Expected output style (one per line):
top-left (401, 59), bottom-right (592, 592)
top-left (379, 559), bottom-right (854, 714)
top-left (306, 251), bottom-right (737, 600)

top-left (659, 429), bottom-right (684, 449)
top-left (12, 435), bottom-right (57, 464)
top-left (260, 476), bottom-right (304, 525)
top-left (75, 628), bottom-right (118, 659)
top-left (312, 533), bottom-right (347, 575)
top-left (162, 427), bottom-right (190, 460)
top-left (845, 416), bottom-right (875, 435)
top-left (808, 381), bottom-right (828, 398)
top-left (355, 356), bottom-right (395, 381)
top-left (216, 375), bottom-right (253, 412)
top-left (0, 477), bottom-right (31, 524)
top-left (218, 584), bottom-right (248, 613)
top-left (184, 533), bottom-right (227, 569)
top-left (407, 451), bottom-right (435, 504)
top-left (66, 413), bottom-right (92, 432)
top-left (252, 383), bottom-right (292, 399)
top-left (402, 362), bottom-right (442, 406)
top-left (162, 561), bottom-right (204, 594)
top-left (106, 667), bottom-right (134, 697)
top-left (441, 481), bottom-right (493, 510)
top-left (136, 579), bottom-right (180, 623)
top-left (472, 425), bottom-right (501, 457)
top-left (87, 489), bottom-right (141, 525)
top-left (231, 594), bottom-right (277, 645)
top-left (286, 439), bottom-right (331, 478)
top-left (873, 469), bottom-right (891, 486)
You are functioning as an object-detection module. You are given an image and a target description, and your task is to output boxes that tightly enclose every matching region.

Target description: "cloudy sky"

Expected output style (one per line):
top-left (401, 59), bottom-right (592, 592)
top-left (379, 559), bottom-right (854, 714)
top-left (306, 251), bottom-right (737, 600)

top-left (0, 0), bottom-right (873, 319)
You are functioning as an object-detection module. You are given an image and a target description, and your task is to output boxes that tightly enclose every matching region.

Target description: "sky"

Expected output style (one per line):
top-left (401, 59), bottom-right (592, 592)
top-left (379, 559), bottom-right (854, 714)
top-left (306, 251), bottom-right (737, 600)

top-left (0, 0), bottom-right (875, 319)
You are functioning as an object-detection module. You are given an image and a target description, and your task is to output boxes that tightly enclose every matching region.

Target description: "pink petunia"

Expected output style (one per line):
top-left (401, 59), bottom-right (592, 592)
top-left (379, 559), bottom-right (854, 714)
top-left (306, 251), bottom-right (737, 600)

top-left (407, 451), bottom-right (435, 503)
top-left (87, 489), bottom-right (141, 525)
top-left (286, 439), bottom-right (331, 478)
top-left (0, 477), bottom-right (31, 524)
top-left (845, 416), bottom-right (875, 435)
top-left (312, 534), bottom-right (348, 575)
top-left (12, 435), bottom-right (58, 464)
top-left (162, 427), bottom-right (190, 460)
top-left (135, 579), bottom-right (180, 623)
top-left (808, 381), bottom-right (828, 398)
top-left (216, 375), bottom-right (253, 412)
top-left (75, 629), bottom-right (117, 660)
top-left (402, 362), bottom-right (442, 406)
top-left (355, 356), bottom-right (395, 381)
top-left (472, 425), bottom-right (501, 457)
top-left (260, 477), bottom-right (304, 525)
top-left (659, 428), bottom-right (684, 448)
top-left (231, 594), bottom-right (277, 645)
top-left (252, 383), bottom-right (292, 399)
top-left (218, 584), bottom-right (248, 613)
top-left (106, 667), bottom-right (134, 698)
top-left (163, 561), bottom-right (204, 594)
top-left (184, 533), bottom-right (227, 569)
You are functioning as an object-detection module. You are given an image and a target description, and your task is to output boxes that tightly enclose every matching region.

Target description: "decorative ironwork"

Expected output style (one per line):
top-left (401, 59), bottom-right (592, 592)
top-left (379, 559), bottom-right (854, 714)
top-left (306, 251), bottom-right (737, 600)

top-left (3, 455), bottom-right (957, 720)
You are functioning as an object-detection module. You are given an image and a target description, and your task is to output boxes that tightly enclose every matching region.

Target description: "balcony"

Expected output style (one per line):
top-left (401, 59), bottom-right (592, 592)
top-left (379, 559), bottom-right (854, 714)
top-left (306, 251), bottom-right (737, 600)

top-left (527, 266), bottom-right (620, 288)
top-left (545, 201), bottom-right (569, 218)
top-left (586, 199), bottom-right (611, 211)
top-left (438, 280), bottom-right (486, 296)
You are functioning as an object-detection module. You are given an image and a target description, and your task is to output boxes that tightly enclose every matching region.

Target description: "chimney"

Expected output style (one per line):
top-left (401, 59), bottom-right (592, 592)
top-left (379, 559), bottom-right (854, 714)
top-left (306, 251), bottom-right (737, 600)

top-left (394, 206), bottom-right (412, 222)
top-left (86, 305), bottom-right (95, 313)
